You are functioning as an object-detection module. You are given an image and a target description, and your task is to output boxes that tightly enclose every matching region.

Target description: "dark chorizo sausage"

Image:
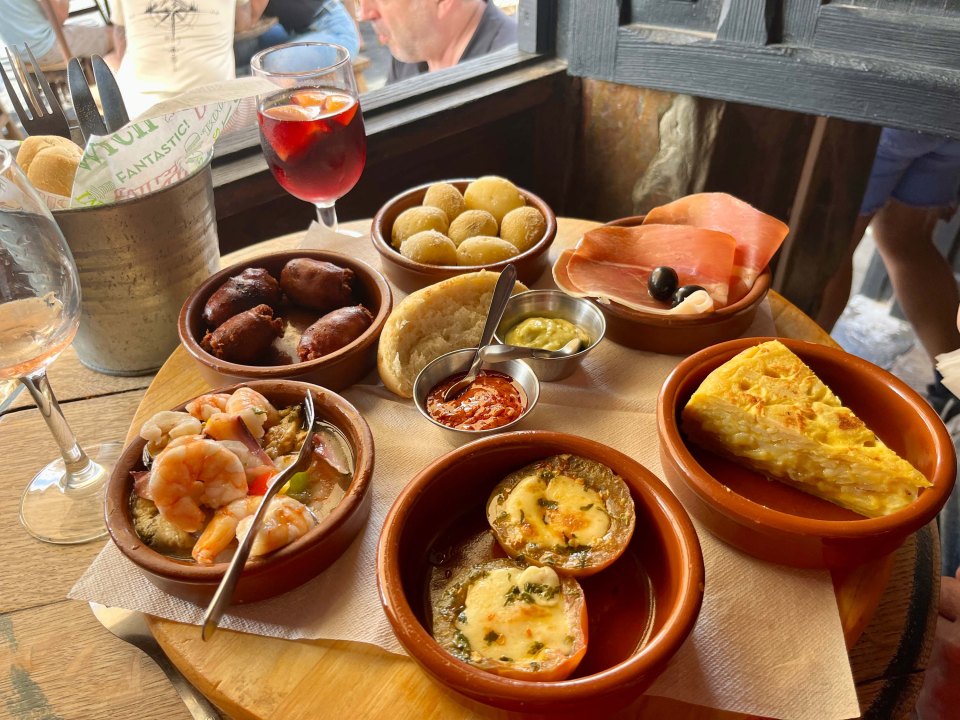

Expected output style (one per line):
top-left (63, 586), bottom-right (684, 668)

top-left (297, 305), bottom-right (374, 361)
top-left (203, 268), bottom-right (283, 329)
top-left (280, 258), bottom-right (355, 312)
top-left (202, 304), bottom-right (284, 364)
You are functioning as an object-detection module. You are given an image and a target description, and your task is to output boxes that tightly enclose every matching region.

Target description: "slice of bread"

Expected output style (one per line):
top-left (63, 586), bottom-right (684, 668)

top-left (377, 270), bottom-right (528, 398)
top-left (16, 135), bottom-right (83, 197)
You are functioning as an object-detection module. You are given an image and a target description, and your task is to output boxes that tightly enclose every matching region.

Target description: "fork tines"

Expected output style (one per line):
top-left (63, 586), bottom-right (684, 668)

top-left (1, 44), bottom-right (71, 139)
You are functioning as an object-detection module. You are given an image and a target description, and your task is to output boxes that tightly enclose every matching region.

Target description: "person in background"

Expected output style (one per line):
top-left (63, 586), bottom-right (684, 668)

top-left (0, 0), bottom-right (113, 65)
top-left (817, 128), bottom-right (960, 418)
top-left (359, 0), bottom-right (516, 84)
top-left (915, 566), bottom-right (960, 719)
top-left (254, 1), bottom-right (360, 61)
top-left (111, 0), bottom-right (268, 119)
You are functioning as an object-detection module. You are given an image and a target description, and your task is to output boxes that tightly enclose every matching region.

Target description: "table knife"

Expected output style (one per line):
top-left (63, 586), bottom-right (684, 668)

top-left (92, 55), bottom-right (129, 132)
top-left (90, 603), bottom-right (221, 720)
top-left (68, 58), bottom-right (106, 142)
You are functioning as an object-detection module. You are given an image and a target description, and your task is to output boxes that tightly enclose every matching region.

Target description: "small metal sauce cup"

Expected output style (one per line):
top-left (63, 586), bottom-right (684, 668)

top-left (494, 290), bottom-right (606, 381)
top-left (413, 348), bottom-right (540, 441)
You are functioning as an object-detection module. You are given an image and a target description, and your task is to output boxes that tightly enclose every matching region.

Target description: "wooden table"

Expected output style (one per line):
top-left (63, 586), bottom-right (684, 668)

top-left (0, 219), bottom-right (940, 720)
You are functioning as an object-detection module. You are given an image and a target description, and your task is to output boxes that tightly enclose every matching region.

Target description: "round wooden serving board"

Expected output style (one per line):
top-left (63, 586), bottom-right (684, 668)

top-left (129, 219), bottom-right (931, 720)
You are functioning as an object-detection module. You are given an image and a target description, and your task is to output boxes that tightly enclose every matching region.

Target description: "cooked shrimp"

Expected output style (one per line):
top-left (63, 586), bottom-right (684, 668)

top-left (225, 387), bottom-right (279, 439)
top-left (148, 437), bottom-right (248, 532)
top-left (217, 440), bottom-right (277, 485)
top-left (191, 496), bottom-right (260, 565)
top-left (140, 411), bottom-right (203, 456)
top-left (238, 495), bottom-right (316, 557)
top-left (191, 495), bottom-right (316, 564)
top-left (185, 393), bottom-right (231, 421)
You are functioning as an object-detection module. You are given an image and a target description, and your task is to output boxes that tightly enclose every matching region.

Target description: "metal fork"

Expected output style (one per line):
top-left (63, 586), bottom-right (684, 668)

top-left (0, 44), bottom-right (70, 138)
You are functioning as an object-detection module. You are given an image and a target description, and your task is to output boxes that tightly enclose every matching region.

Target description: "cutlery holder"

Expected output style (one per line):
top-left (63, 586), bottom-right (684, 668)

top-left (53, 165), bottom-right (219, 375)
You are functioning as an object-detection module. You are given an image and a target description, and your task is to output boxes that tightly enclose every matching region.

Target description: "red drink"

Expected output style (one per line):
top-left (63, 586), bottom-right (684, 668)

top-left (258, 88), bottom-right (366, 205)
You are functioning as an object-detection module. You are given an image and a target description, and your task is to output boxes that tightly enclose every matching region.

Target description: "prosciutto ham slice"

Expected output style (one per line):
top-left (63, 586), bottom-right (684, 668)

top-left (557, 224), bottom-right (737, 313)
top-left (643, 193), bottom-right (788, 303)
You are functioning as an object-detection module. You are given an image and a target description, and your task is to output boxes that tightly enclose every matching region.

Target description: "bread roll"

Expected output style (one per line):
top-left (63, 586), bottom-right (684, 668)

top-left (16, 135), bottom-right (83, 197)
top-left (377, 270), bottom-right (528, 398)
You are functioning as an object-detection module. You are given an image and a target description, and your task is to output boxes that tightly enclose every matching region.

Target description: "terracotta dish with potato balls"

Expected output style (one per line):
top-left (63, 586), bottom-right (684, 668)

top-left (371, 178), bottom-right (557, 292)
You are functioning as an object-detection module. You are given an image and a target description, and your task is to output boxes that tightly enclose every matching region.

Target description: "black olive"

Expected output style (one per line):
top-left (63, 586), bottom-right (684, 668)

top-left (648, 266), bottom-right (679, 302)
top-left (671, 284), bottom-right (706, 308)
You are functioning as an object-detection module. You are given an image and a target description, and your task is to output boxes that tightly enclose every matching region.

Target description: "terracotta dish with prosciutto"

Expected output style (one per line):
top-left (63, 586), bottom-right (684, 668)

top-left (553, 193), bottom-right (788, 315)
top-left (643, 192), bottom-right (789, 303)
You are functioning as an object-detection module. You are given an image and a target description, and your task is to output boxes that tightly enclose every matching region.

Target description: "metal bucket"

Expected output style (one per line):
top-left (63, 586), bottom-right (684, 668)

top-left (53, 165), bottom-right (220, 376)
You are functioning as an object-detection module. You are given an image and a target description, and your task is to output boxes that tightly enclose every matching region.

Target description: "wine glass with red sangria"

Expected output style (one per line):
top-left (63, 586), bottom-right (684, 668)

top-left (251, 42), bottom-right (366, 235)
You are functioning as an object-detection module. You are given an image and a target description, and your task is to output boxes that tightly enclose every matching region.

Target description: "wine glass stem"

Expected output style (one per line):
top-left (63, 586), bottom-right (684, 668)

top-left (315, 202), bottom-right (338, 233)
top-left (20, 370), bottom-right (98, 491)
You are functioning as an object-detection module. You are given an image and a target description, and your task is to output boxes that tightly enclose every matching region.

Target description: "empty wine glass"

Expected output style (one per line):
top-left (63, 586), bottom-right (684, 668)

top-left (0, 146), bottom-right (120, 544)
top-left (251, 42), bottom-right (366, 235)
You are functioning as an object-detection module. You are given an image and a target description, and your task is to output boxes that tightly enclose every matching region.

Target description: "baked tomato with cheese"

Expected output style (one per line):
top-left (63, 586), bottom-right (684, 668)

top-left (432, 558), bottom-right (588, 681)
top-left (486, 454), bottom-right (635, 576)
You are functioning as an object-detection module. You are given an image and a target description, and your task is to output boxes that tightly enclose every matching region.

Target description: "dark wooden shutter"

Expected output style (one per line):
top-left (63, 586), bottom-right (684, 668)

top-left (563, 0), bottom-right (960, 138)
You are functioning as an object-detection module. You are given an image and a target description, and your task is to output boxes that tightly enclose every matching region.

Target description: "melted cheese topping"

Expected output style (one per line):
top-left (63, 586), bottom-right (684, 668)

top-left (457, 566), bottom-right (574, 665)
top-left (501, 473), bottom-right (611, 550)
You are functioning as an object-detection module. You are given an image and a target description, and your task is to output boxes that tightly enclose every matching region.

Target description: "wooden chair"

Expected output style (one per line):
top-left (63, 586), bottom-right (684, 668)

top-left (0, 101), bottom-right (24, 140)
top-left (35, 0), bottom-right (96, 106)
top-left (353, 54), bottom-right (370, 93)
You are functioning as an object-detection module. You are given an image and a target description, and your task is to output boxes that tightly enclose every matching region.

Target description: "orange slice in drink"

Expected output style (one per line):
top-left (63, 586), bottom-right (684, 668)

top-left (292, 89), bottom-right (330, 108)
top-left (263, 103), bottom-right (320, 122)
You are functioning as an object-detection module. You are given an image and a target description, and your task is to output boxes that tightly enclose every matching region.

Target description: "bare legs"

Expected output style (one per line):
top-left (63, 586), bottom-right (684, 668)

top-left (871, 200), bottom-right (960, 359)
top-left (816, 213), bottom-right (874, 332)
top-left (817, 200), bottom-right (960, 361)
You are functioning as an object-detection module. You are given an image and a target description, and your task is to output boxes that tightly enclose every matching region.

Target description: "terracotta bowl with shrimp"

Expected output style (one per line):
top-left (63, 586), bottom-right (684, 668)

top-left (104, 380), bottom-right (374, 605)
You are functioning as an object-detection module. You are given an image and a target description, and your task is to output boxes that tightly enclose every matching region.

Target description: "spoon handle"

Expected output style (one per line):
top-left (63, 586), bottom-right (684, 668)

top-left (201, 393), bottom-right (316, 640)
top-left (465, 264), bottom-right (518, 378)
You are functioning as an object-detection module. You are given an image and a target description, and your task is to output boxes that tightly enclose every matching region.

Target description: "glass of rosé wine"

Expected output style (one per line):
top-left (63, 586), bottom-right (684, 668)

top-left (0, 147), bottom-right (120, 544)
top-left (251, 42), bottom-right (366, 235)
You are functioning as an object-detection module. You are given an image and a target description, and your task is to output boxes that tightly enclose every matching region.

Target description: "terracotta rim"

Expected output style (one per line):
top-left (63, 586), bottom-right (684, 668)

top-left (370, 179), bottom-right (558, 277)
top-left (376, 430), bottom-right (704, 702)
top-left (105, 379), bottom-right (375, 581)
top-left (658, 337), bottom-right (957, 538)
top-left (587, 214), bottom-right (771, 323)
top-left (178, 250), bottom-right (393, 378)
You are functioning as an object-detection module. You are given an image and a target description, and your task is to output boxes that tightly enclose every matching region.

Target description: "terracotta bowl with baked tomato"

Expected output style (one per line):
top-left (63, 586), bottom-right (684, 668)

top-left (658, 337), bottom-right (956, 569)
top-left (179, 250), bottom-right (392, 391)
top-left (105, 379), bottom-right (375, 604)
top-left (377, 431), bottom-right (703, 714)
top-left (554, 215), bottom-right (770, 355)
top-left (371, 179), bottom-right (557, 293)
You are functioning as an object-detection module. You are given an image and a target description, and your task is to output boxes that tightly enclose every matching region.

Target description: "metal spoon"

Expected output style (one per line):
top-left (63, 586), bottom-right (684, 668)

top-left (201, 392), bottom-right (317, 641)
top-left (442, 264), bottom-right (518, 401)
top-left (478, 337), bottom-right (582, 364)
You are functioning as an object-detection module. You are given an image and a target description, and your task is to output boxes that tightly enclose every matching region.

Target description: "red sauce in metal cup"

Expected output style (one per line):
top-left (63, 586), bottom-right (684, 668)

top-left (426, 370), bottom-right (526, 431)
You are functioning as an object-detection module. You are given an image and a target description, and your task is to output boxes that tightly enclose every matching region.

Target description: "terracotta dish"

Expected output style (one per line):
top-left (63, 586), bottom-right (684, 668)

top-left (561, 215), bottom-right (770, 355)
top-left (179, 250), bottom-right (392, 391)
top-left (658, 337), bottom-right (956, 569)
top-left (370, 179), bottom-right (557, 293)
top-left (377, 431), bottom-right (704, 714)
top-left (105, 380), bottom-right (375, 604)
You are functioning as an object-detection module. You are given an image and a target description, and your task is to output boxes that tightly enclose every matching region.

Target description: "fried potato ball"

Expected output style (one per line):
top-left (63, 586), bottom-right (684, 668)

top-left (448, 209), bottom-right (498, 246)
top-left (463, 176), bottom-right (525, 225)
top-left (399, 230), bottom-right (459, 265)
top-left (423, 183), bottom-right (465, 222)
top-left (391, 206), bottom-right (449, 249)
top-left (500, 206), bottom-right (547, 253)
top-left (456, 236), bottom-right (520, 266)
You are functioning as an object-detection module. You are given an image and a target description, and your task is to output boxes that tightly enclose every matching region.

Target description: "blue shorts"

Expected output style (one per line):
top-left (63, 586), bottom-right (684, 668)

top-left (860, 128), bottom-right (960, 215)
top-left (257, 1), bottom-right (360, 61)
